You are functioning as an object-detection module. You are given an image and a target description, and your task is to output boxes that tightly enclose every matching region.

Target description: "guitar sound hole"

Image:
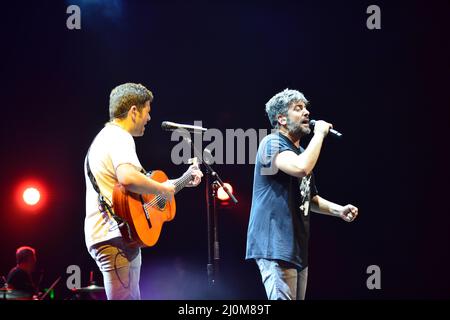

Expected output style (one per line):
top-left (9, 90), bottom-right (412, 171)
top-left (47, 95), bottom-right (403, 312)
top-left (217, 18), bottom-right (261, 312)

top-left (157, 198), bottom-right (166, 210)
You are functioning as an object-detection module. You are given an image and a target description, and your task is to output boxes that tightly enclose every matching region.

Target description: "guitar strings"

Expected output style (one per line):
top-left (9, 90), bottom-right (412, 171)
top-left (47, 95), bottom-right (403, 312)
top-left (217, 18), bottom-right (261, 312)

top-left (144, 172), bottom-right (191, 208)
top-left (143, 170), bottom-right (193, 209)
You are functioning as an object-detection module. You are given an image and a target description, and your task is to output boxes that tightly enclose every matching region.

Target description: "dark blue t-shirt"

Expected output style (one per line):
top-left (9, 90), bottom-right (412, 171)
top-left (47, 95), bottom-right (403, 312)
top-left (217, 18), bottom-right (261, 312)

top-left (246, 132), bottom-right (318, 270)
top-left (7, 266), bottom-right (36, 297)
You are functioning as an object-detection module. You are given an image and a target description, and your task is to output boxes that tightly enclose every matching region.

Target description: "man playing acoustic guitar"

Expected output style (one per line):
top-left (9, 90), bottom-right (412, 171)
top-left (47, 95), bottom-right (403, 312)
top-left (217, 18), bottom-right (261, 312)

top-left (84, 83), bottom-right (202, 300)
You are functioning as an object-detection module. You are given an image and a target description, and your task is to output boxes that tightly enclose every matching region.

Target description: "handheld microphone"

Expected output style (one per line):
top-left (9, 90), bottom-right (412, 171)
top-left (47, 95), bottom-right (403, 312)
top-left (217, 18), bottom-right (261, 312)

top-left (309, 119), bottom-right (343, 138)
top-left (161, 121), bottom-right (207, 132)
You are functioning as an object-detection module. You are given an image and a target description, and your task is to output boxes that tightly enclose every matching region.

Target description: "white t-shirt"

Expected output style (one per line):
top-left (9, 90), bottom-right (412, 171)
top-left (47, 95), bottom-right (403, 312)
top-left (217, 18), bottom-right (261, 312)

top-left (84, 123), bottom-right (143, 249)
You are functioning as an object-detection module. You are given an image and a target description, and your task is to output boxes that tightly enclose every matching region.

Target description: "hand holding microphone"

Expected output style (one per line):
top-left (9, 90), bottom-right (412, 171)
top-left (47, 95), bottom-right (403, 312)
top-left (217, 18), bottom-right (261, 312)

top-left (309, 119), bottom-right (343, 138)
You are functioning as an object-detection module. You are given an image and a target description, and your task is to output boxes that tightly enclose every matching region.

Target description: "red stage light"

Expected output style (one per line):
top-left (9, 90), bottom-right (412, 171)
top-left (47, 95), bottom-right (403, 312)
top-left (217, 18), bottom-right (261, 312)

top-left (23, 187), bottom-right (41, 206)
top-left (217, 183), bottom-right (233, 201)
top-left (15, 179), bottom-right (47, 213)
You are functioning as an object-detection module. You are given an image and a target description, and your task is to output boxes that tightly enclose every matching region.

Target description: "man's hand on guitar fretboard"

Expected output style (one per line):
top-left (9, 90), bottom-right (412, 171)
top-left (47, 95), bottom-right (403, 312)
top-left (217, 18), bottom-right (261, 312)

top-left (186, 157), bottom-right (203, 187)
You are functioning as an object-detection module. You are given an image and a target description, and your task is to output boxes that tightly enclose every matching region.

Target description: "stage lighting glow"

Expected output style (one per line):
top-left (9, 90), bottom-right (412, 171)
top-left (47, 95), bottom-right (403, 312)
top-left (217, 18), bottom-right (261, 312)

top-left (23, 187), bottom-right (41, 206)
top-left (217, 183), bottom-right (233, 201)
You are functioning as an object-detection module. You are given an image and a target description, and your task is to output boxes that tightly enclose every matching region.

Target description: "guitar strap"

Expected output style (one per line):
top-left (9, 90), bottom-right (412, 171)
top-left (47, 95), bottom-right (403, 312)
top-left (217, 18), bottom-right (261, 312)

top-left (85, 149), bottom-right (124, 226)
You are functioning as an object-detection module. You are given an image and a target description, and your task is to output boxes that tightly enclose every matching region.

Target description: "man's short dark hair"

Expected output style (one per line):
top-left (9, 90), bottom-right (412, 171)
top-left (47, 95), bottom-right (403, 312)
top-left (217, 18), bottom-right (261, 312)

top-left (109, 83), bottom-right (153, 119)
top-left (16, 246), bottom-right (36, 264)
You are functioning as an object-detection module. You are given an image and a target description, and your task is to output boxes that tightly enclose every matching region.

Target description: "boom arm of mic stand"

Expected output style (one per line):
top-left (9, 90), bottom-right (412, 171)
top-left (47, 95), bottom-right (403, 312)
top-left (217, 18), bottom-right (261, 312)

top-left (181, 136), bottom-right (238, 204)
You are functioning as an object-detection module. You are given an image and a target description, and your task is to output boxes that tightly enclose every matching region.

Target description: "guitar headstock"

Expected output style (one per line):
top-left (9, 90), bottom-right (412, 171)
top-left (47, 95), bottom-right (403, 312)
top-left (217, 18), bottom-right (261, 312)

top-left (187, 157), bottom-right (199, 170)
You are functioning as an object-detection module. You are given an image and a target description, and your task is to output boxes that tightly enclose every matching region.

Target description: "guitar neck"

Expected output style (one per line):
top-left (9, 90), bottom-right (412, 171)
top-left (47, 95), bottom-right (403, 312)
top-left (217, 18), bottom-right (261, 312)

top-left (173, 169), bottom-right (193, 194)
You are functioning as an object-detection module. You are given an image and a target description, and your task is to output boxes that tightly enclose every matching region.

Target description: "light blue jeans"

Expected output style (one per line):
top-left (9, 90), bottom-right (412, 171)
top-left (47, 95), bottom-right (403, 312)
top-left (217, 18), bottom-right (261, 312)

top-left (89, 237), bottom-right (141, 300)
top-left (256, 258), bottom-right (308, 300)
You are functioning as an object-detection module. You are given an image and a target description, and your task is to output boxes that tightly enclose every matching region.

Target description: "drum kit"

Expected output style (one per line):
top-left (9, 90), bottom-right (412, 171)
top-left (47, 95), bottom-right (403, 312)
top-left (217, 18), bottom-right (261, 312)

top-left (0, 287), bottom-right (37, 300)
top-left (68, 271), bottom-right (107, 300)
top-left (1, 275), bottom-right (107, 300)
top-left (69, 283), bottom-right (107, 300)
top-left (0, 284), bottom-right (107, 300)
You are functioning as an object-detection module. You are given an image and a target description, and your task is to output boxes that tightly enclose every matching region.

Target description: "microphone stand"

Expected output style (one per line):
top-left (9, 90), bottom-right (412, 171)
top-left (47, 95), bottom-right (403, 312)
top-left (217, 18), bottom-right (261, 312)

top-left (181, 135), bottom-right (238, 289)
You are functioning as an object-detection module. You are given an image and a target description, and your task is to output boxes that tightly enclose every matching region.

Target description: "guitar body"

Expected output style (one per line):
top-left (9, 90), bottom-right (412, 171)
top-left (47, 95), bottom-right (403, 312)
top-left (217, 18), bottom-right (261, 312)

top-left (112, 170), bottom-right (176, 248)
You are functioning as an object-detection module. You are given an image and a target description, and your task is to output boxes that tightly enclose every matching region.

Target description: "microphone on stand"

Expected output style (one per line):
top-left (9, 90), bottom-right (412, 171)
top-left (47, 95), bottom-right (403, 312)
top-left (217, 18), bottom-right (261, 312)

top-left (161, 121), bottom-right (207, 132)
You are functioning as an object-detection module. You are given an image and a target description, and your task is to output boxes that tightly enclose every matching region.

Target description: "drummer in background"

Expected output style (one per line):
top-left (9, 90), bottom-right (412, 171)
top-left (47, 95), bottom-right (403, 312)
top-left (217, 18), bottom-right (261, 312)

top-left (6, 246), bottom-right (38, 298)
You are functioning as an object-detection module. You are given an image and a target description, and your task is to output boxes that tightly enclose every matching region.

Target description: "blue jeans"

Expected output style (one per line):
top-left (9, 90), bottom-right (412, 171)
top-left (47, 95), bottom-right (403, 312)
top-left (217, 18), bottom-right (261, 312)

top-left (256, 258), bottom-right (308, 300)
top-left (89, 237), bottom-right (141, 300)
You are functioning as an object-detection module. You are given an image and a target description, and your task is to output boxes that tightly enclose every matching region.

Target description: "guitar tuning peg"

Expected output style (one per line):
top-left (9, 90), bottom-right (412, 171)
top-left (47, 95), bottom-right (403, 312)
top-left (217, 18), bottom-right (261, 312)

top-left (187, 157), bottom-right (198, 165)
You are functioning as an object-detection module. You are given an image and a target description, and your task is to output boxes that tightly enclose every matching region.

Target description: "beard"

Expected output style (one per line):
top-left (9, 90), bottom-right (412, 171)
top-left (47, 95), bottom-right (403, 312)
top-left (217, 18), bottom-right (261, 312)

top-left (286, 118), bottom-right (311, 138)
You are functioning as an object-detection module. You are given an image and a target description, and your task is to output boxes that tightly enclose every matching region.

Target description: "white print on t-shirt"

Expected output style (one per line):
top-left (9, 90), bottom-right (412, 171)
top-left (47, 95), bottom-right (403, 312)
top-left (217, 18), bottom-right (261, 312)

top-left (299, 175), bottom-right (312, 216)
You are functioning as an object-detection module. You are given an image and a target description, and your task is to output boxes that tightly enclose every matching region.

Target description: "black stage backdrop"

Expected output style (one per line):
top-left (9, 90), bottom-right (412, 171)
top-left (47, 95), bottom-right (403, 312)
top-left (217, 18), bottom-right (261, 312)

top-left (0, 0), bottom-right (449, 301)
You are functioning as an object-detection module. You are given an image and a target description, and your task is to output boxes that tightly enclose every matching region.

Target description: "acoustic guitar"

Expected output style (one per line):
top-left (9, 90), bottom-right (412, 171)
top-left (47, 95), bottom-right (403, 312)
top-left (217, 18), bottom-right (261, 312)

top-left (112, 158), bottom-right (199, 248)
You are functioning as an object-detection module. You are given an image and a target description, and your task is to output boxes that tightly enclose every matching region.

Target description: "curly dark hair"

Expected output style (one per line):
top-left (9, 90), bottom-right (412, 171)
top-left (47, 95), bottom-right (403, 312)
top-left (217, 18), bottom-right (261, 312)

top-left (109, 83), bottom-right (153, 119)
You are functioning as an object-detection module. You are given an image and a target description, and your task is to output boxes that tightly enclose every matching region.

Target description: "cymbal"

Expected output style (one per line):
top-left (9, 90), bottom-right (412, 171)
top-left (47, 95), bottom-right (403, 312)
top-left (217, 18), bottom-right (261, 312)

top-left (74, 284), bottom-right (105, 293)
top-left (0, 289), bottom-right (34, 300)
